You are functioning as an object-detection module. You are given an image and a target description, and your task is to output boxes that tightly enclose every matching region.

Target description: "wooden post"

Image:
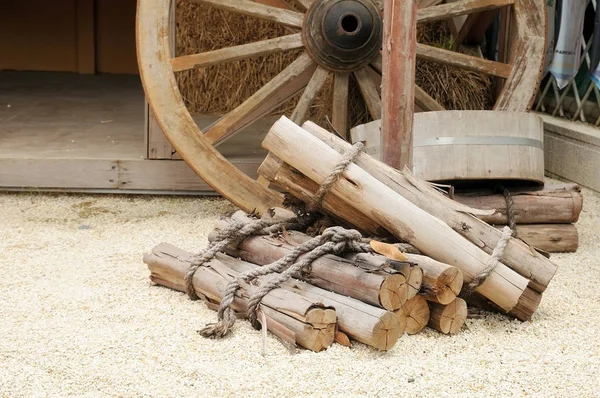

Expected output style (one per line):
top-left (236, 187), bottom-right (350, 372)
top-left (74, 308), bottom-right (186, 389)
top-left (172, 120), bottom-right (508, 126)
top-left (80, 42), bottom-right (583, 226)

top-left (381, 0), bottom-right (417, 170)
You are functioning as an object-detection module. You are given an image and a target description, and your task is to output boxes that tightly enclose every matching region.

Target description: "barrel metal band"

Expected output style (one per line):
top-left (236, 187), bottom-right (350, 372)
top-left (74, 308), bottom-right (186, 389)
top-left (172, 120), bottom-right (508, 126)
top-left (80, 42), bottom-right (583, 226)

top-left (414, 136), bottom-right (543, 149)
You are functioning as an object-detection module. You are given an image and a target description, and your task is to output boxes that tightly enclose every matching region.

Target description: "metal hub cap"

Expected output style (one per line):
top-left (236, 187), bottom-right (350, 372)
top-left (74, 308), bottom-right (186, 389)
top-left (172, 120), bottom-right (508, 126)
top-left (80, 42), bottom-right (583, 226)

top-left (303, 0), bottom-right (382, 72)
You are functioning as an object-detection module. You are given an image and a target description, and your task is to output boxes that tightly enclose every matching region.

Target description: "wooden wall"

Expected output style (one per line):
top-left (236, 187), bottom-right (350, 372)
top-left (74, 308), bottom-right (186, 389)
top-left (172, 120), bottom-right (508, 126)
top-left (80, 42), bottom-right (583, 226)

top-left (0, 0), bottom-right (138, 74)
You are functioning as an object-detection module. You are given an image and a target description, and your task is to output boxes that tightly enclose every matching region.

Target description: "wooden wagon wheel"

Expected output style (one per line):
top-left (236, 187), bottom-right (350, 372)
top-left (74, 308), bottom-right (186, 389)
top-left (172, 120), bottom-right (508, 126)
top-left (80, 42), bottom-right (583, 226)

top-left (136, 0), bottom-right (546, 214)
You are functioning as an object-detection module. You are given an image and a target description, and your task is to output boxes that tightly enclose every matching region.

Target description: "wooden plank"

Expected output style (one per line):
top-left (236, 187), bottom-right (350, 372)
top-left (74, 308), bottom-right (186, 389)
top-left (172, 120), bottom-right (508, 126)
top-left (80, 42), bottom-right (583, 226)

top-left (417, 0), bottom-right (513, 23)
top-left (119, 159), bottom-right (261, 191)
top-left (0, 159), bottom-right (119, 189)
top-left (76, 0), bottom-right (95, 74)
top-left (416, 43), bottom-right (511, 78)
top-left (381, 0), bottom-right (417, 170)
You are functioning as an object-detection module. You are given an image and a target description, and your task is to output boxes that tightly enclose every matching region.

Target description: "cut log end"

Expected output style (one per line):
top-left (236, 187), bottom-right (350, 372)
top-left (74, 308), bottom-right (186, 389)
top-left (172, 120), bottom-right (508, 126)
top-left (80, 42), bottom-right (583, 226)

top-left (390, 262), bottom-right (423, 300)
top-left (398, 295), bottom-right (430, 335)
top-left (429, 298), bottom-right (468, 335)
top-left (379, 274), bottom-right (409, 310)
top-left (373, 311), bottom-right (406, 351)
top-left (304, 321), bottom-right (336, 352)
top-left (508, 287), bottom-right (542, 322)
top-left (425, 267), bottom-right (464, 305)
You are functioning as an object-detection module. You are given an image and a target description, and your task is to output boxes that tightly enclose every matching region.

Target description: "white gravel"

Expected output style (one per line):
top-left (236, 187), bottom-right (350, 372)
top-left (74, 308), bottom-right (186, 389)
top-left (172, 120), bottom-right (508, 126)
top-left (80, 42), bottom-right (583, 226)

top-left (1, 183), bottom-right (599, 397)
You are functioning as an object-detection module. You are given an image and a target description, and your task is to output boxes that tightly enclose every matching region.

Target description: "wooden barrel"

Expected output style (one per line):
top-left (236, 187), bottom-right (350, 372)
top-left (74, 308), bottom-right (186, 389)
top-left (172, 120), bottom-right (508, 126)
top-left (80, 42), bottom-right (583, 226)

top-left (412, 111), bottom-right (545, 184)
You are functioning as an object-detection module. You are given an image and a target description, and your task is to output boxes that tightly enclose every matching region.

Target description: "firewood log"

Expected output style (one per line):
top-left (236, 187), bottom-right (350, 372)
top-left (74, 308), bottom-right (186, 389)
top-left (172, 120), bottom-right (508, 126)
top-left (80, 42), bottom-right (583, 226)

top-left (428, 298), bottom-right (468, 335)
top-left (208, 217), bottom-right (409, 311)
top-left (496, 224), bottom-right (578, 253)
top-left (454, 185), bottom-right (583, 225)
top-left (342, 252), bottom-right (423, 301)
top-left (260, 117), bottom-right (542, 321)
top-left (342, 251), bottom-right (461, 304)
top-left (143, 243), bottom-right (336, 352)
top-left (407, 254), bottom-right (463, 304)
top-left (296, 121), bottom-right (558, 294)
top-left (216, 254), bottom-right (406, 351)
top-left (397, 295), bottom-right (430, 335)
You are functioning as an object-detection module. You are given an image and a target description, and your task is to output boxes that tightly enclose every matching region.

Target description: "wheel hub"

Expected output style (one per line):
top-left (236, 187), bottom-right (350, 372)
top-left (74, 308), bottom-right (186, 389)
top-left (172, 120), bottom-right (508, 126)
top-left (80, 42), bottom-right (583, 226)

top-left (303, 0), bottom-right (382, 72)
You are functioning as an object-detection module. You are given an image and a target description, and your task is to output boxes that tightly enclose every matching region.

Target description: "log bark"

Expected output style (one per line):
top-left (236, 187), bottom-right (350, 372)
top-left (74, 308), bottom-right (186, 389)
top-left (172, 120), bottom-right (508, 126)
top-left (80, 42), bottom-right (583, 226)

top-left (298, 120), bottom-right (558, 294)
top-left (454, 186), bottom-right (583, 224)
top-left (342, 252), bottom-right (423, 301)
top-left (259, 117), bottom-right (542, 321)
top-left (144, 243), bottom-right (336, 352)
top-left (217, 254), bottom-right (407, 350)
top-left (208, 215), bottom-right (409, 311)
top-left (498, 224), bottom-right (579, 253)
top-left (397, 295), bottom-right (430, 335)
top-left (428, 298), bottom-right (468, 335)
top-left (259, 153), bottom-right (388, 237)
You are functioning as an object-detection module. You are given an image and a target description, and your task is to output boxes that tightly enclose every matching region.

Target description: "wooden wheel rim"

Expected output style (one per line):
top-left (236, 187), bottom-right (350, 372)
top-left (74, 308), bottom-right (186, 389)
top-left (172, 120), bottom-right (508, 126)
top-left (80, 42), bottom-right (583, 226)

top-left (136, 0), bottom-right (546, 214)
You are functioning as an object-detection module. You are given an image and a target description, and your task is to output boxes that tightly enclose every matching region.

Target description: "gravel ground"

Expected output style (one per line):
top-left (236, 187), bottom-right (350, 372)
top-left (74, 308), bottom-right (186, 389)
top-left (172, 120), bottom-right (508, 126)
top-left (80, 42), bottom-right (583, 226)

top-left (1, 183), bottom-right (599, 397)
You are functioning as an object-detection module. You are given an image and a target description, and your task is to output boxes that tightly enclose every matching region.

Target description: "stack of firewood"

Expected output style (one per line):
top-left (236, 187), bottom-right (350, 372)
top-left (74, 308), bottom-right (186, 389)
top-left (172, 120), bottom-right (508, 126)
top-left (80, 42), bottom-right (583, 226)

top-left (143, 115), bottom-right (572, 353)
top-left (144, 208), bottom-right (469, 353)
top-left (452, 184), bottom-right (582, 253)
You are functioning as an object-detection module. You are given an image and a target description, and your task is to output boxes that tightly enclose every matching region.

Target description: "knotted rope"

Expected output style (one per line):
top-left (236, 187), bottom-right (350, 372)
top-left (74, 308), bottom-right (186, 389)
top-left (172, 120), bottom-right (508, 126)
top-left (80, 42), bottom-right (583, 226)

top-left (465, 226), bottom-right (513, 295)
top-left (184, 218), bottom-right (300, 300)
top-left (308, 142), bottom-right (364, 212)
top-left (199, 226), bottom-right (370, 338)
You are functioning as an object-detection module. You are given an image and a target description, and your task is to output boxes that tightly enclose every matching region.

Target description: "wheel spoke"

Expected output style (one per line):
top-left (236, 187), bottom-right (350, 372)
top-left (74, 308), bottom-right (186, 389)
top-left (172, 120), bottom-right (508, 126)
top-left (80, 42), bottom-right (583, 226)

top-left (171, 34), bottom-right (304, 72)
top-left (204, 53), bottom-right (316, 146)
top-left (370, 53), bottom-right (383, 74)
top-left (415, 85), bottom-right (446, 111)
top-left (291, 66), bottom-right (330, 125)
top-left (416, 43), bottom-right (511, 78)
top-left (354, 67), bottom-right (382, 120)
top-left (189, 0), bottom-right (305, 28)
top-left (417, 0), bottom-right (514, 23)
top-left (332, 72), bottom-right (350, 139)
top-left (254, 0), bottom-right (296, 10)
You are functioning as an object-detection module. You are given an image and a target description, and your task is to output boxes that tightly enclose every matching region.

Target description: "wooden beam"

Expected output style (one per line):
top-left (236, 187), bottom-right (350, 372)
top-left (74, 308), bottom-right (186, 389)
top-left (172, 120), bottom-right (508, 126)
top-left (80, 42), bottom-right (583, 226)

top-left (381, 0), bottom-right (417, 169)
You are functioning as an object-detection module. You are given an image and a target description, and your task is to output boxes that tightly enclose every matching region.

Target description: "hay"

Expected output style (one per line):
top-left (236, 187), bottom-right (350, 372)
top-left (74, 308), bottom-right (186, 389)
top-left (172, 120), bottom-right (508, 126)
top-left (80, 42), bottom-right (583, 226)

top-left (416, 22), bottom-right (495, 111)
top-left (175, 2), bottom-right (493, 129)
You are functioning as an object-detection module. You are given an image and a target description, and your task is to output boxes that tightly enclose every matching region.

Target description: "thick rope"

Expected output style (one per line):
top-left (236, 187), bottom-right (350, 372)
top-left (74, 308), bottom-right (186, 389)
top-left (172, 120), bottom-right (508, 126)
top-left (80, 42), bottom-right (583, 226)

top-left (465, 226), bottom-right (513, 295)
top-left (502, 187), bottom-right (518, 237)
top-left (308, 142), bottom-right (364, 212)
top-left (199, 226), bottom-right (370, 338)
top-left (185, 218), bottom-right (295, 300)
